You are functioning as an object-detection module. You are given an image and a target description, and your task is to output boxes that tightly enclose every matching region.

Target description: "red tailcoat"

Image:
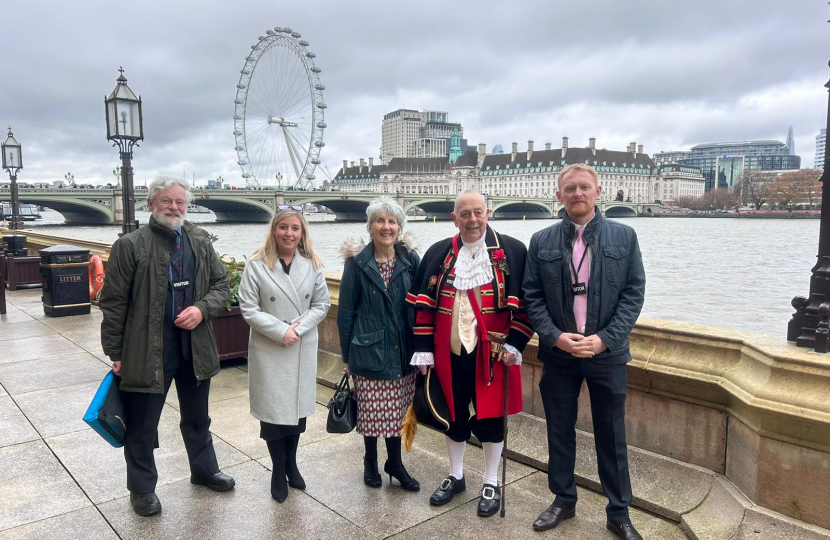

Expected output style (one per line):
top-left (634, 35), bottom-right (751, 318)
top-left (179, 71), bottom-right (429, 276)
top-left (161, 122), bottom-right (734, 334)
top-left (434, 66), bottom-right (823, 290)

top-left (407, 229), bottom-right (533, 420)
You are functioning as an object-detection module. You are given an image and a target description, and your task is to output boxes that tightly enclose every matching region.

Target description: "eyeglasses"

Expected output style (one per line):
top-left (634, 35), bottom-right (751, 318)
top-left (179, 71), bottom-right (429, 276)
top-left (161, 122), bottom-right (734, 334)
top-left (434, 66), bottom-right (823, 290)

top-left (158, 197), bottom-right (188, 208)
top-left (278, 205), bottom-right (302, 211)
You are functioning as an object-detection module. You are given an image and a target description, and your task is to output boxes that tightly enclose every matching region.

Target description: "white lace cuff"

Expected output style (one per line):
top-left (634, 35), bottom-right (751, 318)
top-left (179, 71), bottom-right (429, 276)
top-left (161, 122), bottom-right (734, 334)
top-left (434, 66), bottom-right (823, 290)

top-left (503, 343), bottom-right (522, 365)
top-left (410, 352), bottom-right (435, 366)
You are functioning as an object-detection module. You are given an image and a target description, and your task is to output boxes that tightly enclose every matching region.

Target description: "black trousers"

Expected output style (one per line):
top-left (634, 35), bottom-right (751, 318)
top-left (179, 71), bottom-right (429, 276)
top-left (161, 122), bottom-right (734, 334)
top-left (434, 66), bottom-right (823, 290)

top-left (445, 346), bottom-right (504, 444)
top-left (539, 360), bottom-right (632, 523)
top-left (122, 332), bottom-right (219, 494)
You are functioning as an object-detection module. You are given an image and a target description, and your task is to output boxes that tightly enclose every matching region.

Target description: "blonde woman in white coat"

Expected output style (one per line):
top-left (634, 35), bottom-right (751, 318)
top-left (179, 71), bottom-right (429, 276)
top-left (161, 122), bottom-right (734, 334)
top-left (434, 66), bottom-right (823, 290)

top-left (238, 207), bottom-right (330, 502)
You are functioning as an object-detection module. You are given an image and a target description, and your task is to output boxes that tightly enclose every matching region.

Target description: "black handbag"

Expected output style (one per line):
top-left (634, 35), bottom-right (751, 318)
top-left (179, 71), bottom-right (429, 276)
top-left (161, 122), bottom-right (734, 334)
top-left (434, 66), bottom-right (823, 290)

top-left (326, 373), bottom-right (357, 433)
top-left (412, 367), bottom-right (451, 432)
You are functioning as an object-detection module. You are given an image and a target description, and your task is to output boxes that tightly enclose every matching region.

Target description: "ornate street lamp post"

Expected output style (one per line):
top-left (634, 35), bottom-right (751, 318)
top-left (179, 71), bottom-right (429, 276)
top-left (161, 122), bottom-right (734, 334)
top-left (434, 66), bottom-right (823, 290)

top-left (788, 61), bottom-right (830, 350)
top-left (1, 128), bottom-right (24, 230)
top-left (104, 67), bottom-right (143, 235)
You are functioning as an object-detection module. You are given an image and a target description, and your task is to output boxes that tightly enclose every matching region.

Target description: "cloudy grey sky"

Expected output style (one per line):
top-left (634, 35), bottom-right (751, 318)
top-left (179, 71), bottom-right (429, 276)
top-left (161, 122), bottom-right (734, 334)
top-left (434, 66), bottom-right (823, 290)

top-left (1, 0), bottom-right (827, 187)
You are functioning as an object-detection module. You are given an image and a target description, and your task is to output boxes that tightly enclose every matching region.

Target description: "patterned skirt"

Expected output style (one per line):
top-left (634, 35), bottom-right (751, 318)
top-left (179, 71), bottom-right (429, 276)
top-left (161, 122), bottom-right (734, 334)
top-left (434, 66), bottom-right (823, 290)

top-left (353, 371), bottom-right (417, 438)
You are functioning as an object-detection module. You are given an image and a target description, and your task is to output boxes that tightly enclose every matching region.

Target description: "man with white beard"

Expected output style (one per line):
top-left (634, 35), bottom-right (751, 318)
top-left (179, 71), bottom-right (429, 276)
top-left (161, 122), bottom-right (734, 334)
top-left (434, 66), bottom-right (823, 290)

top-left (99, 176), bottom-right (234, 516)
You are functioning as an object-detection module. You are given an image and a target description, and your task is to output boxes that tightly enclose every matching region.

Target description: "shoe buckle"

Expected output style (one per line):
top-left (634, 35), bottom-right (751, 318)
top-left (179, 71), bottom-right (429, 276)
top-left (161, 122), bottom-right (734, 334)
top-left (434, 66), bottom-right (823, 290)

top-left (439, 478), bottom-right (453, 490)
top-left (481, 486), bottom-right (496, 500)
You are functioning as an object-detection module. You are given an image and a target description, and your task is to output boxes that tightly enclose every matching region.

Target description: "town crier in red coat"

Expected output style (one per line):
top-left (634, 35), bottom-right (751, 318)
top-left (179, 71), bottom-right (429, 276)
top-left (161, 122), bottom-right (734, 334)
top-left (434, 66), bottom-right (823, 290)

top-left (406, 191), bottom-right (533, 518)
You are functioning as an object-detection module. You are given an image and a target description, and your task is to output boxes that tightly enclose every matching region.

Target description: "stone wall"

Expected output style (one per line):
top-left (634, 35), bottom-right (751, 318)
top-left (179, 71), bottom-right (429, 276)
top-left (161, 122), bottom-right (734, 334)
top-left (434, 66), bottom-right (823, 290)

top-left (322, 274), bottom-right (830, 529)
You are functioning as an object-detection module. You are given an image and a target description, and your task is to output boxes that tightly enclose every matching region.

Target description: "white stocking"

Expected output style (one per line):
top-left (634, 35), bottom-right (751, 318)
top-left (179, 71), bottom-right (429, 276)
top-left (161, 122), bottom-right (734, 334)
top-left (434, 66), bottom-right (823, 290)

top-left (482, 441), bottom-right (504, 486)
top-left (446, 436), bottom-right (466, 479)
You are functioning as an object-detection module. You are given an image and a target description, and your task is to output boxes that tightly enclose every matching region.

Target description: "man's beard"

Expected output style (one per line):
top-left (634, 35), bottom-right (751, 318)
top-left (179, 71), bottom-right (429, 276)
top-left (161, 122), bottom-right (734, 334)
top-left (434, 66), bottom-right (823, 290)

top-left (152, 207), bottom-right (185, 231)
top-left (567, 201), bottom-right (593, 218)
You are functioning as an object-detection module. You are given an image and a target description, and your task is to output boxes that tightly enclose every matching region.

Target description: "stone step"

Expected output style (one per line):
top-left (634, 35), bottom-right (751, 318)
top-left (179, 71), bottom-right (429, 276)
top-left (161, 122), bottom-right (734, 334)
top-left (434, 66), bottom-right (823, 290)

top-left (316, 351), bottom-right (830, 538)
top-left (504, 411), bottom-right (715, 522)
top-left (682, 477), bottom-right (830, 540)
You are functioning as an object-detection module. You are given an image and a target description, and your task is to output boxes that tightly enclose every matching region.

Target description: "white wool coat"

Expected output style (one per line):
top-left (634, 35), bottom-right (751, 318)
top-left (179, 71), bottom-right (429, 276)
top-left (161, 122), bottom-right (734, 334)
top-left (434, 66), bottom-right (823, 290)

top-left (238, 254), bottom-right (330, 425)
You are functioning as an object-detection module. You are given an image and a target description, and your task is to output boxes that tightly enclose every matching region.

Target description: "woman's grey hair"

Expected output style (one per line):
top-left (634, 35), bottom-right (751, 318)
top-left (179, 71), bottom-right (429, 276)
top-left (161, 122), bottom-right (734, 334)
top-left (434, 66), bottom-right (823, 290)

top-left (148, 176), bottom-right (193, 204)
top-left (365, 195), bottom-right (407, 235)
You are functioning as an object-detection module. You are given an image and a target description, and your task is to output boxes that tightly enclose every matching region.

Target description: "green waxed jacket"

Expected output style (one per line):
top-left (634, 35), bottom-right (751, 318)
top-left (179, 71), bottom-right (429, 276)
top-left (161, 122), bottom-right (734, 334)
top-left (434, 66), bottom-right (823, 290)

top-left (337, 237), bottom-right (420, 380)
top-left (99, 217), bottom-right (230, 393)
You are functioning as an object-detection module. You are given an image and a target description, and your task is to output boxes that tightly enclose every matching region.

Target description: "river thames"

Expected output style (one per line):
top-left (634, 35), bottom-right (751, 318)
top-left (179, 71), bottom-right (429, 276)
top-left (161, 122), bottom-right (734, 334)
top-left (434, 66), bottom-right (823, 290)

top-left (26, 209), bottom-right (816, 337)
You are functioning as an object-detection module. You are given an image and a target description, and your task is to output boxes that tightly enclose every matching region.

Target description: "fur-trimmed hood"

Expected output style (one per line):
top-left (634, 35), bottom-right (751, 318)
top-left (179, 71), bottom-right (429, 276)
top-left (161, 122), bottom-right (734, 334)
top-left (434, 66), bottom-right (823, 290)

top-left (340, 232), bottom-right (419, 261)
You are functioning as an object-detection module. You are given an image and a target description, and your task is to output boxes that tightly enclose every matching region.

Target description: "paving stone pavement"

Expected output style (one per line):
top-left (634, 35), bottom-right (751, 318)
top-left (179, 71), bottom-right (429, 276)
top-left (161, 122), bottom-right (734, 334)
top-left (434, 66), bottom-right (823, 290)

top-left (0, 289), bottom-right (688, 539)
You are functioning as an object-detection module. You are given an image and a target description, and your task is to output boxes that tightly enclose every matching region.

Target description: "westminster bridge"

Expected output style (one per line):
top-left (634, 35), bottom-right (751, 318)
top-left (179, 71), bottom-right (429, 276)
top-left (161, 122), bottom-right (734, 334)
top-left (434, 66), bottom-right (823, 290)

top-left (0, 188), bottom-right (652, 224)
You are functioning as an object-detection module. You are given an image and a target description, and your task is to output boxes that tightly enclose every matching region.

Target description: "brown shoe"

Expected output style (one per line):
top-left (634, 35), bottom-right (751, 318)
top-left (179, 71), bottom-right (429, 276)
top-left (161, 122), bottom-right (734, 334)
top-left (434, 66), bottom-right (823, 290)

top-left (532, 503), bottom-right (575, 531)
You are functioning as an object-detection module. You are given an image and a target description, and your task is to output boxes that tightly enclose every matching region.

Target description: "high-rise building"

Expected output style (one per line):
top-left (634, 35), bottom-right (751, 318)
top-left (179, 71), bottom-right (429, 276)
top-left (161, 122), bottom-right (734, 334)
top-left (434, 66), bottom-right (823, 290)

top-left (816, 129), bottom-right (827, 169)
top-left (678, 141), bottom-right (801, 191)
top-left (380, 109), bottom-right (466, 164)
top-left (786, 126), bottom-right (795, 155)
top-left (652, 150), bottom-right (691, 167)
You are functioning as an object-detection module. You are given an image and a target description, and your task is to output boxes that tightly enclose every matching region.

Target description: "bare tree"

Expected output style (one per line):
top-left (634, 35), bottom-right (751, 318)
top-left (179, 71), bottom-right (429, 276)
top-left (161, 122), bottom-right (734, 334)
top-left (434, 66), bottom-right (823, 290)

top-left (737, 169), bottom-right (772, 209)
top-left (677, 195), bottom-right (707, 210)
top-left (678, 188), bottom-right (739, 211)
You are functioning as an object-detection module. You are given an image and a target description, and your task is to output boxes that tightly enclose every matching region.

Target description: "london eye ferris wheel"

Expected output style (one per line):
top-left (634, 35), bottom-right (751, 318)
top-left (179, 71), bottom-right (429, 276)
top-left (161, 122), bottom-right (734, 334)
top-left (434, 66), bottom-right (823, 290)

top-left (234, 27), bottom-right (326, 190)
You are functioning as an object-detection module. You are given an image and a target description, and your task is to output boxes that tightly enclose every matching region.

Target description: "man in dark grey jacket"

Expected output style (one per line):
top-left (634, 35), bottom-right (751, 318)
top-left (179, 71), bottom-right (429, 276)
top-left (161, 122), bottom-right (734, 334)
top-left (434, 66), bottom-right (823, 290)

top-left (99, 176), bottom-right (234, 517)
top-left (522, 164), bottom-right (646, 540)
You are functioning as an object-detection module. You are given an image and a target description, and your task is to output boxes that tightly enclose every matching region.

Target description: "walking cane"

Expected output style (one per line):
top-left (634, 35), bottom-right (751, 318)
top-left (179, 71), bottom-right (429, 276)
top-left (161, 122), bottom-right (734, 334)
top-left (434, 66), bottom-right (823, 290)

top-left (500, 359), bottom-right (509, 518)
top-left (487, 331), bottom-right (510, 519)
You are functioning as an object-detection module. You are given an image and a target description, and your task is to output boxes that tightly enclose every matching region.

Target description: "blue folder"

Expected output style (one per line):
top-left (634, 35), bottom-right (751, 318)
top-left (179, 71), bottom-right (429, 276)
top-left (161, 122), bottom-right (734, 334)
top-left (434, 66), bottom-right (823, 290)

top-left (83, 370), bottom-right (126, 448)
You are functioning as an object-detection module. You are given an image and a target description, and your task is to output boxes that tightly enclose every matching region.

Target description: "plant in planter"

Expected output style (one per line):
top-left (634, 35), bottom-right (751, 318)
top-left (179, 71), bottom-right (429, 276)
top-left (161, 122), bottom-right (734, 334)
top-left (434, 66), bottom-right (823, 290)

top-left (221, 255), bottom-right (245, 310)
top-left (208, 237), bottom-right (249, 361)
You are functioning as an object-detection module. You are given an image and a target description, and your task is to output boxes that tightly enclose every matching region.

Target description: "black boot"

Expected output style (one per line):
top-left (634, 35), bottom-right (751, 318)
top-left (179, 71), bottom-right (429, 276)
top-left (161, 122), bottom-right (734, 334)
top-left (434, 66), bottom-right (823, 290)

top-left (363, 436), bottom-right (381, 487)
top-left (383, 437), bottom-right (419, 492)
top-left (284, 434), bottom-right (305, 490)
top-left (266, 439), bottom-right (288, 502)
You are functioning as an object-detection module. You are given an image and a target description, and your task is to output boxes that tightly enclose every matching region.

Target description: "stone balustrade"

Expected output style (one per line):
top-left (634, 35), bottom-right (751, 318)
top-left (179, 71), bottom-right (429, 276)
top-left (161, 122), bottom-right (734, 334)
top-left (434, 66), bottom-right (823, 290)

top-left (322, 273), bottom-right (830, 530)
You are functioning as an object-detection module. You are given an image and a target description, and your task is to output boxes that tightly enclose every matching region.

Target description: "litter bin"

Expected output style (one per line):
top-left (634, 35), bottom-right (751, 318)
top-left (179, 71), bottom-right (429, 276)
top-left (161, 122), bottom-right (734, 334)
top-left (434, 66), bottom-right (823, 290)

top-left (40, 245), bottom-right (91, 317)
top-left (3, 234), bottom-right (28, 256)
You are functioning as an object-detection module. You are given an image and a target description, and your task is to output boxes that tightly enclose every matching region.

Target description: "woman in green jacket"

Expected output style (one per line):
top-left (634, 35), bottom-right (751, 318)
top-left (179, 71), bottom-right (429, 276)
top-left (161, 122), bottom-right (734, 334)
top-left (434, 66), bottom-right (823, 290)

top-left (338, 196), bottom-right (421, 491)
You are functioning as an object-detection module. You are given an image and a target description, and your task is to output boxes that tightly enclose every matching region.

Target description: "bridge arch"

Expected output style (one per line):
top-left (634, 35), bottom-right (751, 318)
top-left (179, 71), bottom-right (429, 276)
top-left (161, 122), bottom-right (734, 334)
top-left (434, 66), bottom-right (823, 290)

top-left (490, 200), bottom-right (553, 218)
top-left (402, 198), bottom-right (455, 219)
top-left (11, 192), bottom-right (115, 224)
top-left (286, 195), bottom-right (375, 221)
top-left (604, 205), bottom-right (638, 218)
top-left (144, 193), bottom-right (275, 223)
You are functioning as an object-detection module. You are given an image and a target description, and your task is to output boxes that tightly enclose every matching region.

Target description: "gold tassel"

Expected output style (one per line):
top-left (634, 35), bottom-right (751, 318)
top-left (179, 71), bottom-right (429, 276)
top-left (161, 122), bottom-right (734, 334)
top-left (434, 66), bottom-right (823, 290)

top-left (401, 404), bottom-right (418, 452)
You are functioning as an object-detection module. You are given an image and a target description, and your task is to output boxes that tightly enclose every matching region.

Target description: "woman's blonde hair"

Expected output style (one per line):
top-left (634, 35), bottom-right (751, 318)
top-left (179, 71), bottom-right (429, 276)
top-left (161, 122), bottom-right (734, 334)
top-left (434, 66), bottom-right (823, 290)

top-left (249, 209), bottom-right (324, 271)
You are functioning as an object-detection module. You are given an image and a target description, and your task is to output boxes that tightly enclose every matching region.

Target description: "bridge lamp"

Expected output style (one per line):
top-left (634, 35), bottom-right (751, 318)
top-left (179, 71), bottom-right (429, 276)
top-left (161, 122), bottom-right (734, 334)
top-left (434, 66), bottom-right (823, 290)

top-left (1, 127), bottom-right (23, 230)
top-left (104, 67), bottom-right (143, 234)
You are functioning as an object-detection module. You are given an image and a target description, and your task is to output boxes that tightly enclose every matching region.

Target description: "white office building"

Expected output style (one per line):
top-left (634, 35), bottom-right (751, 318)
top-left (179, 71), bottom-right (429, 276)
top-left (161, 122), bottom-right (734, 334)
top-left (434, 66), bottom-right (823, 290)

top-left (380, 109), bottom-right (464, 164)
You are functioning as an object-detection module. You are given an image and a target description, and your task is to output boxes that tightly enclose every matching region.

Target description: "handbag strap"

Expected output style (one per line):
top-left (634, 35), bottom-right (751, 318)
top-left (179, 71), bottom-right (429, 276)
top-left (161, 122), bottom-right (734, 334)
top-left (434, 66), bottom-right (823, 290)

top-left (338, 373), bottom-right (352, 393)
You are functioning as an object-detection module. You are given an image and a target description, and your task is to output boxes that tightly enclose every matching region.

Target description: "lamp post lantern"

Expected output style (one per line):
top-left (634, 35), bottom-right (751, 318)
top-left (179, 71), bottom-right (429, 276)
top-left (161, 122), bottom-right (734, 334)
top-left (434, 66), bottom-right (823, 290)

top-left (104, 67), bottom-right (143, 234)
top-left (788, 60), bottom-right (830, 350)
top-left (1, 127), bottom-right (24, 230)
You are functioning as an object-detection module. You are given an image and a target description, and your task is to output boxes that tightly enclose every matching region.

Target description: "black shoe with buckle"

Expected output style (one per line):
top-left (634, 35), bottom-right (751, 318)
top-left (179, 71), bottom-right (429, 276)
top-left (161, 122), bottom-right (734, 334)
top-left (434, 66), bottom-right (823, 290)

top-left (130, 492), bottom-right (162, 517)
top-left (532, 503), bottom-right (576, 531)
top-left (477, 484), bottom-right (501, 517)
top-left (606, 520), bottom-right (644, 540)
top-left (429, 475), bottom-right (466, 506)
top-left (190, 471), bottom-right (236, 492)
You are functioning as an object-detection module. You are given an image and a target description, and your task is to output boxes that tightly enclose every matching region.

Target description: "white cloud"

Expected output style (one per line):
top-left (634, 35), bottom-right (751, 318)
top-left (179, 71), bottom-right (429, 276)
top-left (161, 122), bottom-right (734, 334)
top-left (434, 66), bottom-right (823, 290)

top-left (2, 0), bottom-right (827, 186)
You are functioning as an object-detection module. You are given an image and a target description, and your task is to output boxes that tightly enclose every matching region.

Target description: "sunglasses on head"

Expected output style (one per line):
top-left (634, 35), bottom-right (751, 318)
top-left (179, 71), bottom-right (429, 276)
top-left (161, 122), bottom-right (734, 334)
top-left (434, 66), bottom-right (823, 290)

top-left (278, 205), bottom-right (302, 211)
